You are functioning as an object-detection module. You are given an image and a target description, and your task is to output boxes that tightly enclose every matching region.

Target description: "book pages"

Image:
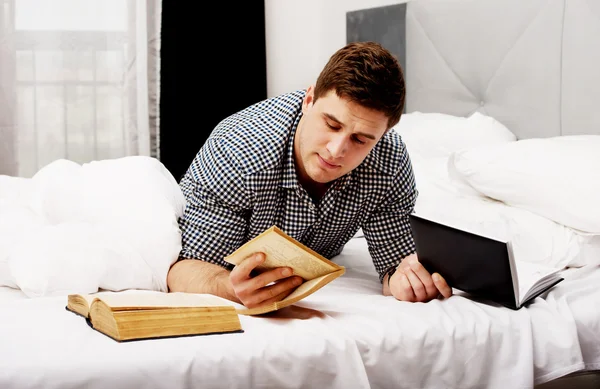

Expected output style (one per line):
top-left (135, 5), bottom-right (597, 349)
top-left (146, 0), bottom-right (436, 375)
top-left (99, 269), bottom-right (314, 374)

top-left (93, 291), bottom-right (235, 310)
top-left (225, 227), bottom-right (341, 280)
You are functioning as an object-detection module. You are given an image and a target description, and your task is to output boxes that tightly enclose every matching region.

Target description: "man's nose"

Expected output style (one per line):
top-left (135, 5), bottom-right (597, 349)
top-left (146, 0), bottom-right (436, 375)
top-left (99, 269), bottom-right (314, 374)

top-left (327, 134), bottom-right (348, 158)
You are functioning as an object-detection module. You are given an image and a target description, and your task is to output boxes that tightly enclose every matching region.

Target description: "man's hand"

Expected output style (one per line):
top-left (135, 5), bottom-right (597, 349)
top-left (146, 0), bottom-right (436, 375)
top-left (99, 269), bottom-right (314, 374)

top-left (386, 254), bottom-right (452, 302)
top-left (229, 252), bottom-right (304, 309)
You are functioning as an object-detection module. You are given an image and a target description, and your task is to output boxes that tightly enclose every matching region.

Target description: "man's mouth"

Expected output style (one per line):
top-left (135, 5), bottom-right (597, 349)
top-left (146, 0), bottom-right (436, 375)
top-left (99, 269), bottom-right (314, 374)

top-left (317, 155), bottom-right (339, 169)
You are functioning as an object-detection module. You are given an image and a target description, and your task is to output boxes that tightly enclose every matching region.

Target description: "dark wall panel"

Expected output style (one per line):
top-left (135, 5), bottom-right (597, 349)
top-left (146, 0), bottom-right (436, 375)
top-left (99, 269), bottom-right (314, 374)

top-left (159, 3), bottom-right (268, 182)
top-left (346, 4), bottom-right (407, 73)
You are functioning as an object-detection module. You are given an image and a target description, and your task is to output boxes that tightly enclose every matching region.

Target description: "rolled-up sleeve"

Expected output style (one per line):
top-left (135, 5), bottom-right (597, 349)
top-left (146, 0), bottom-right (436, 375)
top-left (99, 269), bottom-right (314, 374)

top-left (177, 137), bottom-right (252, 269)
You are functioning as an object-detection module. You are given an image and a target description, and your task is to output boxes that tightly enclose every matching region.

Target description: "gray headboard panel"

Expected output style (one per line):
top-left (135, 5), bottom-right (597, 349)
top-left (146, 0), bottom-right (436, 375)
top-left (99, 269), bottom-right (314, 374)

top-left (347, 0), bottom-right (600, 139)
top-left (347, 4), bottom-right (407, 77)
top-left (561, 0), bottom-right (600, 136)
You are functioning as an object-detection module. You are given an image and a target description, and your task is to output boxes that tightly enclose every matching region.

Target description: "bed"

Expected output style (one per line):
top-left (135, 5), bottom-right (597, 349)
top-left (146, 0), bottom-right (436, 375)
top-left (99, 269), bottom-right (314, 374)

top-left (1, 0), bottom-right (600, 388)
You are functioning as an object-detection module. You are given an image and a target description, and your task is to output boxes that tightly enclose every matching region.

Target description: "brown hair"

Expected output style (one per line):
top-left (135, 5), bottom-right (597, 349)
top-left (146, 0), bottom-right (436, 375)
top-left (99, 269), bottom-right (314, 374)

top-left (313, 41), bottom-right (405, 130)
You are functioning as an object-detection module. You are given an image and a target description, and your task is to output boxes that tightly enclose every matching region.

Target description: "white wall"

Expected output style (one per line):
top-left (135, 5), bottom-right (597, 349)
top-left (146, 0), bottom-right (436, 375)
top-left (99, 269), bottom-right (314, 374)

top-left (264, 0), bottom-right (408, 98)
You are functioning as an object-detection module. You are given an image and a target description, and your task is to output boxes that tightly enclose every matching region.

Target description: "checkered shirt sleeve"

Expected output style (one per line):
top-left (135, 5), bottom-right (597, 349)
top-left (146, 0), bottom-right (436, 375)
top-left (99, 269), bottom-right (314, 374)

top-left (177, 137), bottom-right (251, 269)
top-left (362, 142), bottom-right (418, 282)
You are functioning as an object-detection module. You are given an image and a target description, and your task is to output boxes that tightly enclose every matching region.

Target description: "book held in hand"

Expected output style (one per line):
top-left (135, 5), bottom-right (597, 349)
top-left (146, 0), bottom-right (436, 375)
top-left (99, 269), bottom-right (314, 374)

top-left (224, 225), bottom-right (345, 315)
top-left (409, 214), bottom-right (564, 310)
top-left (66, 291), bottom-right (243, 342)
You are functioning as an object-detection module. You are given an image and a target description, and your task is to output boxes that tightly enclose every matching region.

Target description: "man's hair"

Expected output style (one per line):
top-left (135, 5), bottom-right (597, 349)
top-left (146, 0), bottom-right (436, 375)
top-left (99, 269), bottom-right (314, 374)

top-left (313, 41), bottom-right (405, 130)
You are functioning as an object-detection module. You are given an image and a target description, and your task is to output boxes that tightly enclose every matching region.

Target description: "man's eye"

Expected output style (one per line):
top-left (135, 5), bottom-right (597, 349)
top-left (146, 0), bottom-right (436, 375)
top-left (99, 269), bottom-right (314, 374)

top-left (353, 136), bottom-right (366, 145)
top-left (326, 122), bottom-right (339, 130)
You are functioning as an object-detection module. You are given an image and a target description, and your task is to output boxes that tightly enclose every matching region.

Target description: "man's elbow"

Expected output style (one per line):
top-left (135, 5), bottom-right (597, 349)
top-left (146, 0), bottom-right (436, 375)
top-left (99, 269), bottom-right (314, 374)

top-left (167, 260), bottom-right (190, 292)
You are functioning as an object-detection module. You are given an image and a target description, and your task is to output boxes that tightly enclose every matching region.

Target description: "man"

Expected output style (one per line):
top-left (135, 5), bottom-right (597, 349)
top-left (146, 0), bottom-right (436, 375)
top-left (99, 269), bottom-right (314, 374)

top-left (167, 41), bottom-right (452, 308)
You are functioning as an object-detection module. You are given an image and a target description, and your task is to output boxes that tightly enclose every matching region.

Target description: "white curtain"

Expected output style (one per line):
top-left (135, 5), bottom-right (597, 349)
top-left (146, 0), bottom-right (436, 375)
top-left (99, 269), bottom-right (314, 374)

top-left (0, 0), bottom-right (161, 177)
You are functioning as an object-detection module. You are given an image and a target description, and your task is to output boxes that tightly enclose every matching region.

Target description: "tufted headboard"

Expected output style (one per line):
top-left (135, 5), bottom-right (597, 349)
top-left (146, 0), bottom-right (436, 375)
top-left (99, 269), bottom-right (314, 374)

top-left (347, 0), bottom-right (600, 139)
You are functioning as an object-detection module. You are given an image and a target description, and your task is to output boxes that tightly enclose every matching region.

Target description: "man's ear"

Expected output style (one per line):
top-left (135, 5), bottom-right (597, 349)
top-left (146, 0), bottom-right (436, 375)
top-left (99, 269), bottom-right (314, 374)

top-left (302, 85), bottom-right (315, 113)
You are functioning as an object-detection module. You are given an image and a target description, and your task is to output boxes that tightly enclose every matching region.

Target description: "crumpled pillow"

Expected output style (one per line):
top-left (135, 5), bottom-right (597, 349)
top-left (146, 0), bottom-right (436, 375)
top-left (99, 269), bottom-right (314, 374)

top-left (449, 135), bottom-right (600, 234)
top-left (394, 111), bottom-right (516, 160)
top-left (0, 156), bottom-right (186, 297)
top-left (414, 190), bottom-right (600, 270)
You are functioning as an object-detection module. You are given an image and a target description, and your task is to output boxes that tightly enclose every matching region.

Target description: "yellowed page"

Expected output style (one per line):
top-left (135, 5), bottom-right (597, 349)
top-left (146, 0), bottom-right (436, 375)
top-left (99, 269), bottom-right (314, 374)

top-left (82, 294), bottom-right (96, 307)
top-left (92, 291), bottom-right (236, 311)
top-left (225, 226), bottom-right (342, 280)
top-left (66, 294), bottom-right (94, 317)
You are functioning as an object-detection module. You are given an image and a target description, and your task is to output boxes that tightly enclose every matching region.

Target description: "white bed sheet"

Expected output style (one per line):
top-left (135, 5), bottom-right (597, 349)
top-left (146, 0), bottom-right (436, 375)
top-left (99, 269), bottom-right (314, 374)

top-left (2, 240), bottom-right (598, 389)
top-left (543, 265), bottom-right (600, 374)
top-left (306, 238), bottom-right (600, 388)
top-left (0, 286), bottom-right (369, 389)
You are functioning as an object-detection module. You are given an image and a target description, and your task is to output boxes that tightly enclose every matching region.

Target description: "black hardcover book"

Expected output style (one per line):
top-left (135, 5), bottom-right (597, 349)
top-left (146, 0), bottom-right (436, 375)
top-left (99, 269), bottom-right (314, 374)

top-left (409, 214), bottom-right (564, 310)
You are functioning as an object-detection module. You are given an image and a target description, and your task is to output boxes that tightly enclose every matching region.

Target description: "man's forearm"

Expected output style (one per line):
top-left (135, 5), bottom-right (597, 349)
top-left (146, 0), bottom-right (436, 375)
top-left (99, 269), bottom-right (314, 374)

top-left (167, 259), bottom-right (240, 303)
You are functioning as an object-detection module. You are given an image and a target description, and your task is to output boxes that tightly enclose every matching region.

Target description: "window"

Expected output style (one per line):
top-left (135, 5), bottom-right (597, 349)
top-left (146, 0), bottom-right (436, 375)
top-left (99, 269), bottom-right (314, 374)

top-left (1, 0), bottom-right (159, 177)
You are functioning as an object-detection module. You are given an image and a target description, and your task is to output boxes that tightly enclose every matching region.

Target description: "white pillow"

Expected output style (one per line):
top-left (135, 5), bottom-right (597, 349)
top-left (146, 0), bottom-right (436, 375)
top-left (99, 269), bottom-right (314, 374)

top-left (8, 222), bottom-right (158, 297)
top-left (0, 177), bottom-right (41, 289)
top-left (394, 111), bottom-right (516, 160)
top-left (414, 191), bottom-right (600, 269)
top-left (2, 156), bottom-right (186, 297)
top-left (449, 135), bottom-right (600, 234)
top-left (394, 112), bottom-right (517, 199)
top-left (0, 200), bottom-right (45, 289)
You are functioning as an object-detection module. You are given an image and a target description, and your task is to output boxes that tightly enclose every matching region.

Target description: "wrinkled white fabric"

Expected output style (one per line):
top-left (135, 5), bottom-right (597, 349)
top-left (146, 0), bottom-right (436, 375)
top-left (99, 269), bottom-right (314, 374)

top-left (2, 256), bottom-right (598, 389)
top-left (449, 135), bottom-right (600, 234)
top-left (327, 239), bottom-right (599, 389)
top-left (394, 111), bottom-right (517, 160)
top-left (0, 156), bottom-right (185, 297)
top-left (414, 189), bottom-right (600, 269)
top-left (394, 115), bottom-right (600, 269)
top-left (0, 287), bottom-right (369, 389)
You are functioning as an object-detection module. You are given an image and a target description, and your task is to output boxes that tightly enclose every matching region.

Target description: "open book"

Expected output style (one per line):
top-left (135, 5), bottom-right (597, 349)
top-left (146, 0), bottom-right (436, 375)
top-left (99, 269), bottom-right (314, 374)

top-left (66, 291), bottom-right (243, 341)
top-left (409, 214), bottom-right (564, 310)
top-left (224, 225), bottom-right (345, 315)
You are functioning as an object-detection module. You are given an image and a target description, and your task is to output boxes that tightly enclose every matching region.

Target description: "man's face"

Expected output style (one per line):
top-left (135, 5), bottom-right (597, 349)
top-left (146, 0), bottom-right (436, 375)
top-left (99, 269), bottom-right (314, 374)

top-left (294, 86), bottom-right (389, 190)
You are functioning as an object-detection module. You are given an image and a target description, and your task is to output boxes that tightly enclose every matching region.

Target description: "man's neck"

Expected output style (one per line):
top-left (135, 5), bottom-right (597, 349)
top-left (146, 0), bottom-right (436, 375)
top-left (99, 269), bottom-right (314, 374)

top-left (302, 181), bottom-right (331, 204)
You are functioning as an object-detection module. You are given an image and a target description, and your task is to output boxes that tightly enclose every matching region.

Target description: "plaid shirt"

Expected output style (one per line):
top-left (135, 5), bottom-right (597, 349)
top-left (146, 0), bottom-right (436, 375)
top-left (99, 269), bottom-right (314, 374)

top-left (178, 90), bottom-right (418, 281)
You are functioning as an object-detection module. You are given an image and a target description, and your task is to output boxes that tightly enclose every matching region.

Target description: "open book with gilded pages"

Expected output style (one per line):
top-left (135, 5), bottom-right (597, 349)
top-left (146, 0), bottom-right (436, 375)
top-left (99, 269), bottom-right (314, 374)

top-left (66, 290), bottom-right (243, 341)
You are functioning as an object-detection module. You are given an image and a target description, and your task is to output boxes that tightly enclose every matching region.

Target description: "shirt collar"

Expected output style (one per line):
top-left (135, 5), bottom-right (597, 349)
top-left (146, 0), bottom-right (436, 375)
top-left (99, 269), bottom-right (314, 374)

top-left (281, 113), bottom-right (301, 189)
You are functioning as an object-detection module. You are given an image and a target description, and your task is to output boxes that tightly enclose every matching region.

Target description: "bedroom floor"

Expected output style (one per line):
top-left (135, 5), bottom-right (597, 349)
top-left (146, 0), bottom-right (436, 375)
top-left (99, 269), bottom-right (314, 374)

top-left (535, 371), bottom-right (600, 389)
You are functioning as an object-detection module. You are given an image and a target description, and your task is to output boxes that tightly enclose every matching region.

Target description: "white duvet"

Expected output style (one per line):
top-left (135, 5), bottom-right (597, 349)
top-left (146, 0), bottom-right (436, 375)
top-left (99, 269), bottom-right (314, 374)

top-left (0, 156), bottom-right (185, 297)
top-left (1, 242), bottom-right (597, 389)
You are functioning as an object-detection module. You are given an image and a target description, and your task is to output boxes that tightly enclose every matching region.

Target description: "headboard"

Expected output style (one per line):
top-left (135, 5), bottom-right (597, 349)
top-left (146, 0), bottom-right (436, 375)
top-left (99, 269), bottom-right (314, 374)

top-left (347, 0), bottom-right (600, 139)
